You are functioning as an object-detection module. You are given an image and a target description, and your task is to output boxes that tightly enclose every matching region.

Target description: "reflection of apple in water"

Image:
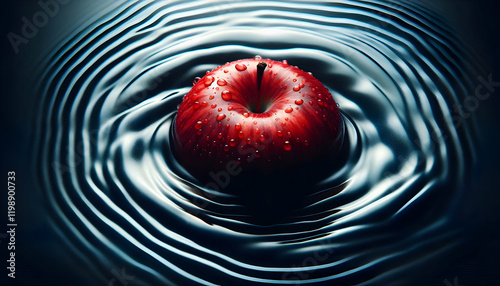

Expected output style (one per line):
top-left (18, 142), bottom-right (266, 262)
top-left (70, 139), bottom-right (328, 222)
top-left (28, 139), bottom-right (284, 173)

top-left (174, 56), bottom-right (343, 193)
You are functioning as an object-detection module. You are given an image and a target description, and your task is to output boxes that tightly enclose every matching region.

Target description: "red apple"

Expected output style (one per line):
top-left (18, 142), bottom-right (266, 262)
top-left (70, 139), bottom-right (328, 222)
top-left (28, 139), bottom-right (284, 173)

top-left (173, 56), bottom-right (343, 189)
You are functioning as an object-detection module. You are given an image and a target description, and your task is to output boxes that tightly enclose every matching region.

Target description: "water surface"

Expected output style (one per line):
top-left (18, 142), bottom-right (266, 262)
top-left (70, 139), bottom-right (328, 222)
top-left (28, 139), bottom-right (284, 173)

top-left (35, 0), bottom-right (482, 284)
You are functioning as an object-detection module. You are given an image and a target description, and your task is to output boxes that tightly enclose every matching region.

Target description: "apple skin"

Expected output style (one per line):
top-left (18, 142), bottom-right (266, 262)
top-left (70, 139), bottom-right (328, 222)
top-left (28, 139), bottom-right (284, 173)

top-left (173, 57), bottom-right (344, 190)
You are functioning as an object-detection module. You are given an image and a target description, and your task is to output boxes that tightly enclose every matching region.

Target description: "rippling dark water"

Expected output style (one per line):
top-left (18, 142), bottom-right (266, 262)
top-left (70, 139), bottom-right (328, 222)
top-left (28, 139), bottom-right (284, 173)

top-left (10, 0), bottom-right (495, 285)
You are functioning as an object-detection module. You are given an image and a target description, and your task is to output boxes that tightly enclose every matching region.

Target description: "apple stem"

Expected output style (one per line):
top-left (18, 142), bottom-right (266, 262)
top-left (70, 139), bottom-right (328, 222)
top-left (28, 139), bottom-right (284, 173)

top-left (256, 62), bottom-right (267, 113)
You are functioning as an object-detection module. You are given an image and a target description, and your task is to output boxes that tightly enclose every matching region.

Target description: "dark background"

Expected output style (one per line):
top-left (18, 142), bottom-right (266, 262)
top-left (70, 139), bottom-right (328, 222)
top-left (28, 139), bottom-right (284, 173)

top-left (1, 1), bottom-right (499, 285)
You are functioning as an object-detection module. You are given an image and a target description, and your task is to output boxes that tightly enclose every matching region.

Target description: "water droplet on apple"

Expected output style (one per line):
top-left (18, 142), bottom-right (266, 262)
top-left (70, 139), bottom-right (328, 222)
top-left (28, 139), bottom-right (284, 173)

top-left (209, 95), bottom-right (214, 100)
top-left (277, 130), bottom-right (283, 137)
top-left (228, 106), bottom-right (233, 111)
top-left (293, 85), bottom-right (300, 92)
top-left (253, 121), bottom-right (258, 125)
top-left (235, 123), bottom-right (241, 130)
top-left (218, 107), bottom-right (222, 112)
top-left (285, 107), bottom-right (293, 113)
top-left (229, 139), bottom-right (236, 147)
top-left (193, 77), bottom-right (201, 85)
top-left (223, 69), bottom-right (229, 73)
top-left (293, 78), bottom-right (297, 82)
top-left (284, 141), bottom-right (291, 151)
top-left (260, 134), bottom-right (265, 142)
top-left (193, 101), bottom-right (200, 109)
top-left (254, 55), bottom-right (262, 60)
top-left (268, 63), bottom-right (273, 68)
top-left (243, 112), bottom-right (249, 118)
top-left (317, 99), bottom-right (324, 106)
top-left (295, 99), bottom-right (303, 105)
top-left (216, 113), bottom-right (226, 121)
top-left (238, 131), bottom-right (244, 138)
top-left (211, 104), bottom-right (216, 109)
top-left (195, 121), bottom-right (203, 129)
top-left (246, 138), bottom-right (251, 145)
top-left (217, 79), bottom-right (227, 86)
top-left (224, 145), bottom-right (229, 152)
top-left (282, 60), bottom-right (288, 64)
top-left (255, 150), bottom-right (260, 157)
top-left (235, 63), bottom-right (247, 71)
top-left (218, 133), bottom-right (223, 139)
top-left (221, 90), bottom-right (232, 101)
top-left (299, 83), bottom-right (305, 88)
top-left (204, 75), bottom-right (215, 86)
top-left (197, 129), bottom-right (202, 135)
top-left (281, 122), bottom-right (286, 126)
top-left (255, 127), bottom-right (260, 134)
top-left (201, 101), bottom-right (207, 107)
top-left (304, 139), bottom-right (309, 146)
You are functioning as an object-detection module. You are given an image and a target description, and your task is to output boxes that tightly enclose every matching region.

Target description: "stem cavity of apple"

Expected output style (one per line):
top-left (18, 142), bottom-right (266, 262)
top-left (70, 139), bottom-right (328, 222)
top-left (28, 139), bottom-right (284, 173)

top-left (256, 62), bottom-right (267, 113)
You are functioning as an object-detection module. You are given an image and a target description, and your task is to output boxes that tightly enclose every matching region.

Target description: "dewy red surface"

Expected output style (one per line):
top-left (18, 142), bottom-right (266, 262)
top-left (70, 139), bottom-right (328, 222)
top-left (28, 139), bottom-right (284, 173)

top-left (174, 57), bottom-right (343, 177)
